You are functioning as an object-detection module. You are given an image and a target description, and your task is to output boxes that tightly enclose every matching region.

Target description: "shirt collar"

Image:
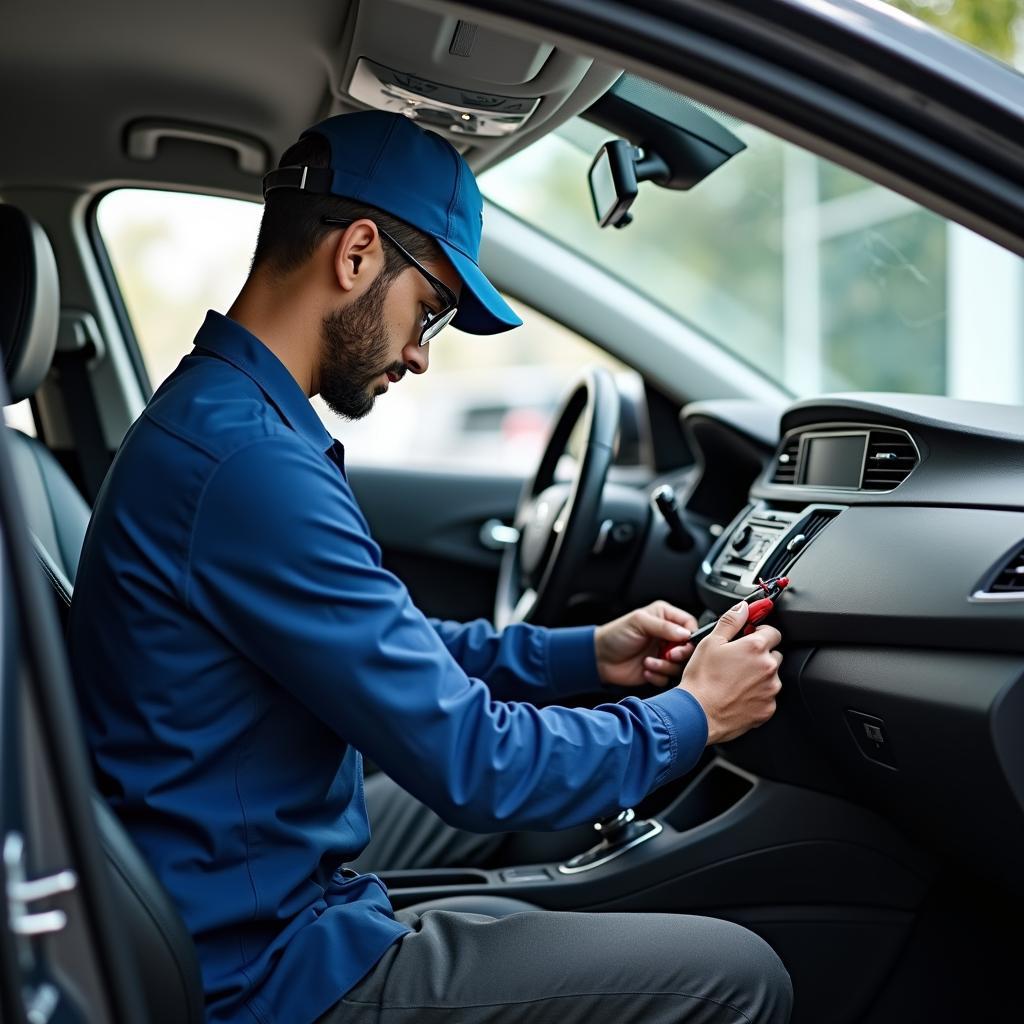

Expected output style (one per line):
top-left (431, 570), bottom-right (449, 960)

top-left (193, 310), bottom-right (335, 456)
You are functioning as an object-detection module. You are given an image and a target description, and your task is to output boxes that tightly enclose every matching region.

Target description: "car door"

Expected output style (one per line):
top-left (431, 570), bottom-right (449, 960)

top-left (0, 394), bottom-right (146, 1023)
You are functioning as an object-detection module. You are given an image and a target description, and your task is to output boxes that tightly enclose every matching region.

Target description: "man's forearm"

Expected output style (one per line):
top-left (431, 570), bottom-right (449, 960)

top-left (428, 618), bottom-right (603, 700)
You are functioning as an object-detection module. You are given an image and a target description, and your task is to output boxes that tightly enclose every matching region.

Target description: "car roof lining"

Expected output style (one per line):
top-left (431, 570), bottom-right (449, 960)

top-left (5, 0), bottom-right (1022, 268)
top-left (0, 0), bottom-right (621, 200)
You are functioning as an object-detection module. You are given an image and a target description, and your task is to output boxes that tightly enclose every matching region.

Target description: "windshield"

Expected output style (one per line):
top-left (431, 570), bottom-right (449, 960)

top-left (885, 0), bottom-right (1024, 70)
top-left (480, 106), bottom-right (1024, 404)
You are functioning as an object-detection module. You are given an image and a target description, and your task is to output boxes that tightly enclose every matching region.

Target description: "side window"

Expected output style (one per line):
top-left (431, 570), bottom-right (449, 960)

top-left (96, 189), bottom-right (642, 474)
top-left (314, 307), bottom-right (638, 472)
top-left (96, 189), bottom-right (263, 387)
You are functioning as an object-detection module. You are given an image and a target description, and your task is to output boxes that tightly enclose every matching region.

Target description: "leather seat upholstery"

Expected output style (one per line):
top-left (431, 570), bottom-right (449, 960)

top-left (1, 203), bottom-right (207, 1023)
top-left (0, 205), bottom-right (89, 598)
top-left (0, 205), bottom-right (60, 403)
top-left (92, 797), bottom-right (207, 1024)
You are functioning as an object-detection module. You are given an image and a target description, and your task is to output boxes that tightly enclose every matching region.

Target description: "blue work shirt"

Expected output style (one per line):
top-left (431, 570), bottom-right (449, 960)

top-left (67, 310), bottom-right (709, 1024)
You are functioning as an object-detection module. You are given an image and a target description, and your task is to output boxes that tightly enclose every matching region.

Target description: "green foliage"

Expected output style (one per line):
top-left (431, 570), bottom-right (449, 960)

top-left (887, 0), bottom-right (1022, 60)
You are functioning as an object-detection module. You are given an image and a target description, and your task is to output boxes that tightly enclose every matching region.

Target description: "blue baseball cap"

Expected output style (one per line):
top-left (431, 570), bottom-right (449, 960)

top-left (262, 110), bottom-right (522, 336)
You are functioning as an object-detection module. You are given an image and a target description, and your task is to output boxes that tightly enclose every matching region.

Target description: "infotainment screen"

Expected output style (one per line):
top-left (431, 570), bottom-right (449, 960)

top-left (801, 433), bottom-right (866, 488)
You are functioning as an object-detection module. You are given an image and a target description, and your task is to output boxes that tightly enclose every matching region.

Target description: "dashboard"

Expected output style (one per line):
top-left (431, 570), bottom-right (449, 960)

top-left (670, 392), bottom-right (1024, 894)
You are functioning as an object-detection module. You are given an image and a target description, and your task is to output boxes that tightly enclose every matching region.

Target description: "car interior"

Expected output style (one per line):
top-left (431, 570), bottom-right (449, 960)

top-left (1, 1), bottom-right (1023, 1022)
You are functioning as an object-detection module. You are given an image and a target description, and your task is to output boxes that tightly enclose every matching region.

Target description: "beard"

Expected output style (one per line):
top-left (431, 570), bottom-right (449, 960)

top-left (317, 272), bottom-right (406, 421)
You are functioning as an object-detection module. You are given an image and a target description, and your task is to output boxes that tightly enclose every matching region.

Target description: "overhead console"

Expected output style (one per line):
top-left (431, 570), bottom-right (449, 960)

top-left (331, 0), bottom-right (622, 168)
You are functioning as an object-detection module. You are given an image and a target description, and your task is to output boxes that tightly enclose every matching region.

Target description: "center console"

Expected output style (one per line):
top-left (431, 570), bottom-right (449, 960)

top-left (698, 502), bottom-right (845, 603)
top-left (375, 755), bottom-right (929, 1022)
top-left (376, 756), bottom-right (925, 912)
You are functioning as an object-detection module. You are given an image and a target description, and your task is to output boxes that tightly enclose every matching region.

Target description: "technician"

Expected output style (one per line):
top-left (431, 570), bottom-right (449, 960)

top-left (68, 110), bottom-right (791, 1024)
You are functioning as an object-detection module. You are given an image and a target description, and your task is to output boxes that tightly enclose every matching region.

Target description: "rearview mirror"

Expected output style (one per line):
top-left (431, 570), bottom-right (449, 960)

top-left (589, 140), bottom-right (636, 228)
top-left (588, 139), bottom-right (667, 229)
top-left (585, 77), bottom-right (747, 229)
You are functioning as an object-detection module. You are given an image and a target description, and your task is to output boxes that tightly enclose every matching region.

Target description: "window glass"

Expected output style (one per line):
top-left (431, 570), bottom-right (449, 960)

top-left (315, 307), bottom-right (635, 472)
top-left (95, 190), bottom-right (638, 473)
top-left (96, 190), bottom-right (263, 387)
top-left (480, 108), bottom-right (1024, 404)
top-left (884, 0), bottom-right (1024, 69)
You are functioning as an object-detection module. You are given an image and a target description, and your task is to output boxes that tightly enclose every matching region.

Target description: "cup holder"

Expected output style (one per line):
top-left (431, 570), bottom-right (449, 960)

top-left (662, 759), bottom-right (755, 833)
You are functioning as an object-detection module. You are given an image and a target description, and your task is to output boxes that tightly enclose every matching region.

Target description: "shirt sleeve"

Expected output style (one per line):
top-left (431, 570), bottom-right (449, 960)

top-left (427, 618), bottom-right (604, 701)
top-left (185, 439), bottom-right (708, 832)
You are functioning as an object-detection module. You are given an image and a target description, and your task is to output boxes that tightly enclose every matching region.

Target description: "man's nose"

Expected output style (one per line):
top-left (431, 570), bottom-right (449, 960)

top-left (404, 342), bottom-right (429, 375)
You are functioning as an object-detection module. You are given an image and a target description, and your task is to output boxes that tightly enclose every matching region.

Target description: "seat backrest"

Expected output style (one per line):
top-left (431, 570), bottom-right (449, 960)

top-left (0, 203), bottom-right (206, 1023)
top-left (0, 205), bottom-right (91, 584)
top-left (11, 431), bottom-right (90, 585)
top-left (93, 796), bottom-right (207, 1024)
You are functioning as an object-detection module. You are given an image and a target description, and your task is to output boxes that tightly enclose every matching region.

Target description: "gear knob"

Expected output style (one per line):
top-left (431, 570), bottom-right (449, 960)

top-left (558, 807), bottom-right (662, 874)
top-left (594, 808), bottom-right (639, 844)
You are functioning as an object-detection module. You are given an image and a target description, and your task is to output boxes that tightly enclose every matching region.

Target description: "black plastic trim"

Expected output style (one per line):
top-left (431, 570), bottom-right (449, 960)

top-left (773, 504), bottom-right (1024, 653)
top-left (800, 646), bottom-right (1024, 892)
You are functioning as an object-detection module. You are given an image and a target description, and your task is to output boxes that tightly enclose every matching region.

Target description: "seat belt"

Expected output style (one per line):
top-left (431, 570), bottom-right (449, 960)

top-left (53, 310), bottom-right (111, 500)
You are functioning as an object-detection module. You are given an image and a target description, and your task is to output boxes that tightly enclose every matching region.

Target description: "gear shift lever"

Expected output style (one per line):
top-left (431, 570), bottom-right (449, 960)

top-left (557, 808), bottom-right (662, 874)
top-left (596, 808), bottom-right (641, 843)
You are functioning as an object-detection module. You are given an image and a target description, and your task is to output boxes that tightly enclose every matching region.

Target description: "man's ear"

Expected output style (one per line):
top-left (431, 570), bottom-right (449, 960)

top-left (332, 219), bottom-right (384, 295)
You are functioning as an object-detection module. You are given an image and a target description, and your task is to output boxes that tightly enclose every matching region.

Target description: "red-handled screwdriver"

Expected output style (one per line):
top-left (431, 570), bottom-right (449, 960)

top-left (659, 577), bottom-right (790, 660)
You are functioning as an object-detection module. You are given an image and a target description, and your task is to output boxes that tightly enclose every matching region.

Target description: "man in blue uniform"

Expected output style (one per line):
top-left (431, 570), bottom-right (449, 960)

top-left (68, 111), bottom-right (791, 1024)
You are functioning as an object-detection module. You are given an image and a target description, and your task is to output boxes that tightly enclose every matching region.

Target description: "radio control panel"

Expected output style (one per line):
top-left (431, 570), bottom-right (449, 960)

top-left (700, 502), bottom-right (845, 598)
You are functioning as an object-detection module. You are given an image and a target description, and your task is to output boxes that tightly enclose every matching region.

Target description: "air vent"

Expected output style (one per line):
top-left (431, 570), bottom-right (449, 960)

top-left (770, 435), bottom-right (801, 484)
top-left (977, 546), bottom-right (1024, 596)
top-left (759, 508), bottom-right (839, 580)
top-left (860, 429), bottom-right (918, 491)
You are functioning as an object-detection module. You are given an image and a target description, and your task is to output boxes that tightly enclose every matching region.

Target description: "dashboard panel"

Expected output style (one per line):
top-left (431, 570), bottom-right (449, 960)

top-left (674, 391), bottom-right (1024, 892)
top-left (754, 392), bottom-right (1024, 509)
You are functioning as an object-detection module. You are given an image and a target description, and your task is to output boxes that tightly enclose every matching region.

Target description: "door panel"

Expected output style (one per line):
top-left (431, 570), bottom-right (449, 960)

top-left (347, 465), bottom-right (524, 621)
top-left (0, 415), bottom-right (147, 1023)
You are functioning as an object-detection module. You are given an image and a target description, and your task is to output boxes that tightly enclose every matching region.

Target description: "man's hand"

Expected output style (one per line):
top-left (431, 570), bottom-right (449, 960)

top-left (594, 601), bottom-right (699, 688)
top-left (677, 601), bottom-right (783, 744)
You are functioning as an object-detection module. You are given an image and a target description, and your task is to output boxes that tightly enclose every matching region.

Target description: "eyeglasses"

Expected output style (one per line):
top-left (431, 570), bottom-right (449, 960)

top-left (321, 217), bottom-right (458, 346)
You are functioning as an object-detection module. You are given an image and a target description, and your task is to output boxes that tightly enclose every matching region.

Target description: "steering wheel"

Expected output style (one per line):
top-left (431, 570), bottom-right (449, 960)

top-left (494, 366), bottom-right (620, 628)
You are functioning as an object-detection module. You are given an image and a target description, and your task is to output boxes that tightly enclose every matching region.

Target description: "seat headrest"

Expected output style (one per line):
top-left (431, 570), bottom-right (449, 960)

top-left (0, 205), bottom-right (60, 403)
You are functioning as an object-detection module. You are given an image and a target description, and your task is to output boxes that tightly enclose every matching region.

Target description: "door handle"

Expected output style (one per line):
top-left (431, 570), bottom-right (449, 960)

top-left (9, 869), bottom-right (78, 904)
top-left (4, 833), bottom-right (77, 937)
top-left (11, 910), bottom-right (68, 937)
top-left (479, 519), bottom-right (520, 551)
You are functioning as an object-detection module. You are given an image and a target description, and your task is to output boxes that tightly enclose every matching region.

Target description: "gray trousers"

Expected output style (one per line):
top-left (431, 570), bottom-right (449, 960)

top-left (326, 774), bottom-right (793, 1023)
top-left (319, 895), bottom-right (792, 1023)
